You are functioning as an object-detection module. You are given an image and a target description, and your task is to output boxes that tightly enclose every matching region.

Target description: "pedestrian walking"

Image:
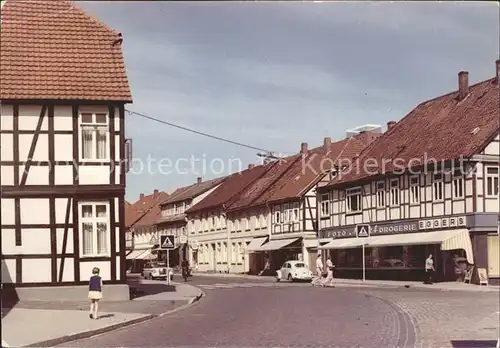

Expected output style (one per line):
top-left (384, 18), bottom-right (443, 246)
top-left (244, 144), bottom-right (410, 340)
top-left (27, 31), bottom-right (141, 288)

top-left (424, 254), bottom-right (435, 284)
top-left (88, 267), bottom-right (103, 319)
top-left (312, 254), bottom-right (324, 286)
top-left (322, 256), bottom-right (335, 287)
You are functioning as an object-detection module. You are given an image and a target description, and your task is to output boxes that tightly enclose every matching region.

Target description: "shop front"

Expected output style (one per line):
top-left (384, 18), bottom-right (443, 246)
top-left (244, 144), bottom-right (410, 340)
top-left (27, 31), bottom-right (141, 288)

top-left (251, 237), bottom-right (303, 274)
top-left (318, 214), bottom-right (498, 284)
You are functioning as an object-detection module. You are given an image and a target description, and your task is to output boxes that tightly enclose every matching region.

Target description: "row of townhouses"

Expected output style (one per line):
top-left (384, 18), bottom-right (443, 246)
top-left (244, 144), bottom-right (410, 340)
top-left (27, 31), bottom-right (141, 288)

top-left (126, 62), bottom-right (500, 285)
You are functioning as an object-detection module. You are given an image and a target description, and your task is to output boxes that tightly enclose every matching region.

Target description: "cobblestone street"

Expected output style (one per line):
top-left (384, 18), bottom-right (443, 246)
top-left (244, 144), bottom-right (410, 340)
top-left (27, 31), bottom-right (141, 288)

top-left (67, 276), bottom-right (500, 347)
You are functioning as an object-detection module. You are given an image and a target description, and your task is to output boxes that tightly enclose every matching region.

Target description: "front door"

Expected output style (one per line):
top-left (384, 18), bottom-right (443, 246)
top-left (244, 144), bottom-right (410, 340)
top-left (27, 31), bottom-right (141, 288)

top-left (488, 235), bottom-right (500, 278)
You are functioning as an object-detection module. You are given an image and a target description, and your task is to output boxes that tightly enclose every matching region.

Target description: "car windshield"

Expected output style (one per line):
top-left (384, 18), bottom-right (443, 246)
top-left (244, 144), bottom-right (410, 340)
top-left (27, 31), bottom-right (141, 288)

top-left (149, 262), bottom-right (165, 268)
top-left (294, 263), bottom-right (306, 268)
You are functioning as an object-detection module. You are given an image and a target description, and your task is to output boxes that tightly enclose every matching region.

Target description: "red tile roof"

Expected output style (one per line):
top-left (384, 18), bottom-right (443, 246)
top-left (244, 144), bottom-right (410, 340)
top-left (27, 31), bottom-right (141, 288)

top-left (256, 137), bottom-right (367, 203)
top-left (159, 177), bottom-right (227, 207)
top-left (0, 0), bottom-right (132, 102)
top-left (125, 191), bottom-right (167, 229)
top-left (326, 76), bottom-right (500, 188)
top-left (186, 164), bottom-right (273, 214)
top-left (225, 155), bottom-right (302, 213)
top-left (132, 191), bottom-right (170, 229)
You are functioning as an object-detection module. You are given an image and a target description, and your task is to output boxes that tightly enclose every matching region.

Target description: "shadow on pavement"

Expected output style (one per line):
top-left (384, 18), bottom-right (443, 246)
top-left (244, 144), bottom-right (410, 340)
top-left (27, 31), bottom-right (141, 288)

top-left (451, 340), bottom-right (498, 347)
top-left (128, 281), bottom-right (175, 299)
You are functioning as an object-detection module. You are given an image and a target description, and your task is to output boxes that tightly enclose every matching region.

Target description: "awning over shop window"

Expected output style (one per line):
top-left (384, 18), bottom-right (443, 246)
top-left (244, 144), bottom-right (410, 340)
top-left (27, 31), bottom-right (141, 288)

top-left (246, 237), bottom-right (268, 252)
top-left (126, 249), bottom-right (148, 260)
top-left (366, 229), bottom-right (474, 264)
top-left (303, 239), bottom-right (321, 248)
top-left (255, 238), bottom-right (300, 252)
top-left (135, 249), bottom-right (157, 260)
top-left (318, 238), bottom-right (366, 250)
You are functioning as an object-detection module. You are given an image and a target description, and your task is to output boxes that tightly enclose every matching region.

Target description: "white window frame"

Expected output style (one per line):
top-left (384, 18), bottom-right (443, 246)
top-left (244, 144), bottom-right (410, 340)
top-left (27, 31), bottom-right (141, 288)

top-left (409, 175), bottom-right (420, 204)
top-left (293, 203), bottom-right (299, 222)
top-left (433, 173), bottom-right (444, 201)
top-left (485, 166), bottom-right (499, 197)
top-left (389, 178), bottom-right (400, 206)
top-left (274, 209), bottom-right (281, 224)
top-left (261, 213), bottom-right (267, 227)
top-left (452, 171), bottom-right (464, 199)
top-left (320, 193), bottom-right (330, 216)
top-left (79, 111), bottom-right (109, 162)
top-left (79, 201), bottom-right (110, 257)
top-left (376, 181), bottom-right (385, 208)
top-left (283, 203), bottom-right (290, 222)
top-left (243, 217), bottom-right (249, 230)
top-left (345, 187), bottom-right (362, 213)
top-left (235, 218), bottom-right (240, 231)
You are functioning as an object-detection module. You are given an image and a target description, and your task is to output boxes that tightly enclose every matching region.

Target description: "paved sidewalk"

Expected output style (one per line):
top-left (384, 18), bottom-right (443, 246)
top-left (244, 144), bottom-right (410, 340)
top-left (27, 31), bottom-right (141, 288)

top-left (1, 281), bottom-right (203, 347)
top-left (193, 272), bottom-right (500, 292)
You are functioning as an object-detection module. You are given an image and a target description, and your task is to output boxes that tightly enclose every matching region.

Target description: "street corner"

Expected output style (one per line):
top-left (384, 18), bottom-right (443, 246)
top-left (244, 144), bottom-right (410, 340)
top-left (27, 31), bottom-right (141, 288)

top-left (2, 308), bottom-right (156, 348)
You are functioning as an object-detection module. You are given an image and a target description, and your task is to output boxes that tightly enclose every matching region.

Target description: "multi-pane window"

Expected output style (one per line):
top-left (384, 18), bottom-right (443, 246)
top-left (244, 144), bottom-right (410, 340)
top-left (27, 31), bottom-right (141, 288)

top-left (486, 166), bottom-right (499, 197)
top-left (389, 179), bottom-right (399, 206)
top-left (409, 176), bottom-right (420, 204)
top-left (260, 213), bottom-right (267, 227)
top-left (453, 170), bottom-right (464, 198)
top-left (320, 194), bottom-right (330, 216)
top-left (274, 209), bottom-right (281, 223)
top-left (433, 173), bottom-right (444, 201)
top-left (235, 218), bottom-right (240, 231)
top-left (80, 202), bottom-right (109, 256)
top-left (283, 204), bottom-right (290, 222)
top-left (80, 112), bottom-right (108, 161)
top-left (346, 187), bottom-right (362, 213)
top-left (376, 181), bottom-right (385, 207)
top-left (293, 203), bottom-right (299, 222)
top-left (243, 217), bottom-right (249, 230)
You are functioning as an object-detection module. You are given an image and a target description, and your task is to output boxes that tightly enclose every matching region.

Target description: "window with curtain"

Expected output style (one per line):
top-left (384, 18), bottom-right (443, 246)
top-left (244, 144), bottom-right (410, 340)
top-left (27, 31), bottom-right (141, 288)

top-left (80, 112), bottom-right (108, 161)
top-left (80, 202), bottom-right (109, 256)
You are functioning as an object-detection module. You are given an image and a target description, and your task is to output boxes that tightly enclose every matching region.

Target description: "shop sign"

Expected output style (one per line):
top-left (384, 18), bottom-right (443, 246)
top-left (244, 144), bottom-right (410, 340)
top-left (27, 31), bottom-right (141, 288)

top-left (371, 221), bottom-right (419, 235)
top-left (320, 215), bottom-right (466, 239)
top-left (418, 216), bottom-right (465, 230)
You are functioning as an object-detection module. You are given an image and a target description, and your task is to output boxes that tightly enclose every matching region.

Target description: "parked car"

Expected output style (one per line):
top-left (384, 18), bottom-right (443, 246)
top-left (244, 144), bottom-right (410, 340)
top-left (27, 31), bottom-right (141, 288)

top-left (276, 261), bottom-right (313, 282)
top-left (142, 262), bottom-right (173, 281)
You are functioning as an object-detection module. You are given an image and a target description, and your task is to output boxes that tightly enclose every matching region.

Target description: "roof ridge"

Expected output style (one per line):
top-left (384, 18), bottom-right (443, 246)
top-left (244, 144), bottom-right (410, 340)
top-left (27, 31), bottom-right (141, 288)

top-left (223, 164), bottom-right (276, 210)
top-left (227, 155), bottom-right (302, 212)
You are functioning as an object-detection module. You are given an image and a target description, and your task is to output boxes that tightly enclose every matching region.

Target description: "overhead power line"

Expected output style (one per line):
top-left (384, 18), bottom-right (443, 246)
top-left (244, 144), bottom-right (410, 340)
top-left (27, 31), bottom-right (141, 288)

top-left (125, 109), bottom-right (282, 155)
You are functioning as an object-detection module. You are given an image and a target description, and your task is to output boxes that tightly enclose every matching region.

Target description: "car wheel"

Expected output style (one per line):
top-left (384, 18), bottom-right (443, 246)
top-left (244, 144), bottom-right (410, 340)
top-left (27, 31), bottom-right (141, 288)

top-left (288, 274), bottom-right (293, 282)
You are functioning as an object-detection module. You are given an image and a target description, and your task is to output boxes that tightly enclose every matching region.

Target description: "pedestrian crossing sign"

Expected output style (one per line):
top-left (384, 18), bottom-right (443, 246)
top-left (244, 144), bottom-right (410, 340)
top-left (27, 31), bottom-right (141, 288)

top-left (149, 234), bottom-right (158, 245)
top-left (356, 224), bottom-right (370, 238)
top-left (160, 235), bottom-right (175, 250)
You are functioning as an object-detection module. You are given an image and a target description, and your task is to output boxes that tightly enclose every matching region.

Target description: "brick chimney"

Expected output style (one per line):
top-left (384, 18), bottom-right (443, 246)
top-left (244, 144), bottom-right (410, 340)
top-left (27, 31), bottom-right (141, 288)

top-left (197, 177), bottom-right (202, 184)
top-left (139, 193), bottom-right (144, 199)
top-left (300, 142), bottom-right (308, 154)
top-left (387, 121), bottom-right (396, 131)
top-left (323, 137), bottom-right (331, 152)
top-left (496, 59), bottom-right (500, 84)
top-left (248, 164), bottom-right (255, 169)
top-left (153, 189), bottom-right (159, 196)
top-left (458, 71), bottom-right (469, 100)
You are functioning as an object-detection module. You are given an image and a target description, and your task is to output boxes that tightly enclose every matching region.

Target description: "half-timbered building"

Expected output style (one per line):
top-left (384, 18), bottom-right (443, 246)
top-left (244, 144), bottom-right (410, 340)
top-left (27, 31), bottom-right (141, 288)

top-left (317, 63), bottom-right (500, 284)
top-left (184, 137), bottom-right (370, 275)
top-left (246, 137), bottom-right (369, 272)
top-left (1, 0), bottom-right (132, 298)
top-left (156, 176), bottom-right (226, 268)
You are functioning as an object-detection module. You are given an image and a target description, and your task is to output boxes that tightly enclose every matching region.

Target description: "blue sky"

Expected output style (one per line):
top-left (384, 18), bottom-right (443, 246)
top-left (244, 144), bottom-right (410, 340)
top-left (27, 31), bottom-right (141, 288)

top-left (80, 1), bottom-right (499, 202)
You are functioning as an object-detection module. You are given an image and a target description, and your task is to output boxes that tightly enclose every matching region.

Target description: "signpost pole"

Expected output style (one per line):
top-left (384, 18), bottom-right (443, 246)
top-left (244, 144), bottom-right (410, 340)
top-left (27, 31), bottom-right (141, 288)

top-left (166, 249), bottom-right (170, 286)
top-left (362, 242), bottom-right (366, 282)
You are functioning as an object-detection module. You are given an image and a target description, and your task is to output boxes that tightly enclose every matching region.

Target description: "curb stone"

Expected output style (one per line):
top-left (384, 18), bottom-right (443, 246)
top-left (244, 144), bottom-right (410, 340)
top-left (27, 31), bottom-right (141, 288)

top-left (24, 288), bottom-right (205, 347)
